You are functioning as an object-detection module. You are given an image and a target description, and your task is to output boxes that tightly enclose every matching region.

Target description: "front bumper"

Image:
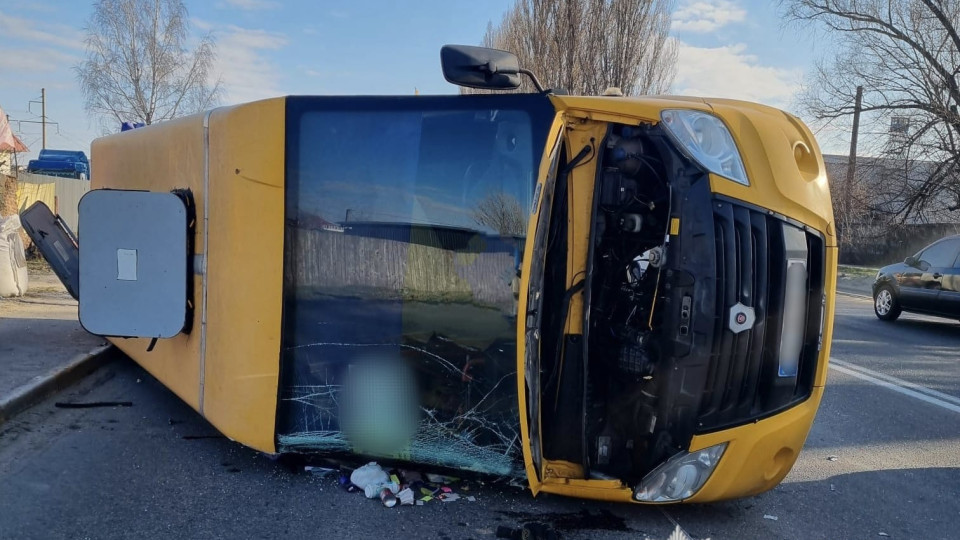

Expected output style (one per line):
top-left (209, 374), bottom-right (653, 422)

top-left (535, 385), bottom-right (823, 504)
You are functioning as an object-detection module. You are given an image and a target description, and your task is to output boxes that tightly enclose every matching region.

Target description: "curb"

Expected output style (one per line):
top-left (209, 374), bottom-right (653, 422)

top-left (0, 344), bottom-right (114, 426)
top-left (837, 290), bottom-right (872, 300)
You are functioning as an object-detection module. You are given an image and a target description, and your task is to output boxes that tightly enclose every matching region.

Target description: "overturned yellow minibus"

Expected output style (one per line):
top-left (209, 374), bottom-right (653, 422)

top-left (24, 45), bottom-right (836, 504)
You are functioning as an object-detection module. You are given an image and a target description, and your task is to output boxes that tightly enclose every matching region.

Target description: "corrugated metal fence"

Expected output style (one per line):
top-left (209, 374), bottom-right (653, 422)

top-left (16, 172), bottom-right (89, 233)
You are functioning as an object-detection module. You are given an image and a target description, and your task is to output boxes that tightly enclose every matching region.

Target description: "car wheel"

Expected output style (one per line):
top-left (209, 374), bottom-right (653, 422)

top-left (874, 285), bottom-right (901, 321)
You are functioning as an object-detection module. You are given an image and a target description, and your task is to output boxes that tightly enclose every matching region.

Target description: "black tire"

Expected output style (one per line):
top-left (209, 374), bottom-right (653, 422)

top-left (874, 284), bottom-right (902, 321)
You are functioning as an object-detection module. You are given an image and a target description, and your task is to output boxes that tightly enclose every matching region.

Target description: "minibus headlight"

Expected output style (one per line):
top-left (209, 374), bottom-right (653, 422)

top-left (660, 109), bottom-right (749, 186)
top-left (633, 443), bottom-right (727, 502)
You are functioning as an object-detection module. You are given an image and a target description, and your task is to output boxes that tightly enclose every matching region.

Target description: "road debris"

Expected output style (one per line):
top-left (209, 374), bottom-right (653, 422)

top-left (54, 401), bottom-right (133, 409)
top-left (332, 461), bottom-right (479, 509)
top-left (763, 514), bottom-right (778, 521)
top-left (397, 487), bottom-right (415, 505)
top-left (878, 533), bottom-right (889, 537)
top-left (826, 455), bottom-right (839, 462)
top-left (303, 465), bottom-right (337, 478)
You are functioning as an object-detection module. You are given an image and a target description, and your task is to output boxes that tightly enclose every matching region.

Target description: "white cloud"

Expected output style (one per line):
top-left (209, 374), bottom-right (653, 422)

top-left (0, 10), bottom-right (85, 50)
top-left (674, 42), bottom-right (802, 108)
top-left (217, 0), bottom-right (280, 10)
top-left (212, 25), bottom-right (288, 104)
top-left (673, 0), bottom-right (746, 33)
top-left (0, 48), bottom-right (80, 72)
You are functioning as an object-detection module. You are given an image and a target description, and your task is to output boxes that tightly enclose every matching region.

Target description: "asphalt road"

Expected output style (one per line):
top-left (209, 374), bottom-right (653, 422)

top-left (0, 294), bottom-right (958, 540)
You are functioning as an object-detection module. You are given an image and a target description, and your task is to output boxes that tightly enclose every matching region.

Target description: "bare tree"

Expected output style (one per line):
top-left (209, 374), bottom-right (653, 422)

top-left (477, 0), bottom-right (677, 96)
top-left (76, 0), bottom-right (221, 128)
top-left (473, 192), bottom-right (527, 236)
top-left (784, 0), bottom-right (960, 222)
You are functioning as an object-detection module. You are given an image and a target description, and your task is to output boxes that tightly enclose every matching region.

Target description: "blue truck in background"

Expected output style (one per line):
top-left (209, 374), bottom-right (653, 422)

top-left (26, 149), bottom-right (90, 180)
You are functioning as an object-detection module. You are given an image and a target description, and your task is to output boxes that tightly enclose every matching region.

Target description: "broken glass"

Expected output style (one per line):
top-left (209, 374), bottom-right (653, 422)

top-left (276, 95), bottom-right (554, 476)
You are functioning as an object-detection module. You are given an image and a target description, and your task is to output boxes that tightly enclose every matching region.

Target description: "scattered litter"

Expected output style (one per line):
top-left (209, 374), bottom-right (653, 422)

top-left (350, 462), bottom-right (388, 489)
top-left (304, 466), bottom-right (337, 478)
top-left (425, 473), bottom-right (457, 484)
top-left (334, 462), bottom-right (481, 509)
top-left (668, 525), bottom-right (693, 540)
top-left (878, 533), bottom-right (889, 537)
top-left (350, 462), bottom-right (398, 499)
top-left (379, 487), bottom-right (398, 507)
top-left (397, 487), bottom-right (415, 506)
top-left (55, 401), bottom-right (133, 409)
top-left (399, 469), bottom-right (423, 483)
top-left (826, 455), bottom-right (839, 462)
top-left (763, 514), bottom-right (778, 521)
top-left (830, 484), bottom-right (836, 492)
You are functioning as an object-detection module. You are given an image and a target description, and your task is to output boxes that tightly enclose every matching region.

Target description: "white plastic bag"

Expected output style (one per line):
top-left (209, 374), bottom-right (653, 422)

top-left (0, 214), bottom-right (29, 297)
top-left (349, 462), bottom-right (394, 499)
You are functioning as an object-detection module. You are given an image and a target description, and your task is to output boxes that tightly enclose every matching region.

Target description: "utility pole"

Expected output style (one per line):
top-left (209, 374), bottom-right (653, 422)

top-left (27, 89), bottom-right (55, 150)
top-left (41, 88), bottom-right (46, 150)
top-left (845, 85), bottom-right (863, 188)
top-left (840, 85), bottom-right (864, 248)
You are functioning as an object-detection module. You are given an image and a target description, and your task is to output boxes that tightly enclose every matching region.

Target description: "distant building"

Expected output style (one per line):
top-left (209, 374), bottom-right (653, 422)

top-left (823, 153), bottom-right (957, 225)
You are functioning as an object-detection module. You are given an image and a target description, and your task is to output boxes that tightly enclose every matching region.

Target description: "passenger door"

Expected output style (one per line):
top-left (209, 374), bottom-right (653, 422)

top-left (936, 243), bottom-right (960, 317)
top-left (897, 253), bottom-right (927, 310)
top-left (909, 239), bottom-right (960, 313)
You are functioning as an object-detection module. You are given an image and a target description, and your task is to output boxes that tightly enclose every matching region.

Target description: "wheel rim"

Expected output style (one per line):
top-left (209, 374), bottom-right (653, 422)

top-left (876, 289), bottom-right (892, 315)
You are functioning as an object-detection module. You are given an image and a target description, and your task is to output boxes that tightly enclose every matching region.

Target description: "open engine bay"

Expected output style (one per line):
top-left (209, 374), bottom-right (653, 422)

top-left (530, 115), bottom-right (717, 486)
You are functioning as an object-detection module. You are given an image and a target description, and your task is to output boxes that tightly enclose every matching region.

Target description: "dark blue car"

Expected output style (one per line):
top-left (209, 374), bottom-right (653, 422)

top-left (873, 235), bottom-right (960, 321)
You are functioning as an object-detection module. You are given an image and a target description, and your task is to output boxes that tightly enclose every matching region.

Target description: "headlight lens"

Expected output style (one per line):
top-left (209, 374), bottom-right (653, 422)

top-left (633, 443), bottom-right (727, 502)
top-left (660, 109), bottom-right (749, 185)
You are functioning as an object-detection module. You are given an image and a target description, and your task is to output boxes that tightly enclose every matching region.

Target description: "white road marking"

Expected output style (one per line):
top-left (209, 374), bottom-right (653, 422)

top-left (832, 358), bottom-right (960, 406)
top-left (830, 359), bottom-right (960, 414)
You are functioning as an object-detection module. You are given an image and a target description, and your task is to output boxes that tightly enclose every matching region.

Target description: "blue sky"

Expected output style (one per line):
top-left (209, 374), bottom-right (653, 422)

top-left (0, 0), bottom-right (845, 162)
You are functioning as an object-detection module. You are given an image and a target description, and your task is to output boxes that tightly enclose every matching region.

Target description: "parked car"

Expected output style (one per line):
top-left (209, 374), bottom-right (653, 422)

top-left (873, 235), bottom-right (960, 321)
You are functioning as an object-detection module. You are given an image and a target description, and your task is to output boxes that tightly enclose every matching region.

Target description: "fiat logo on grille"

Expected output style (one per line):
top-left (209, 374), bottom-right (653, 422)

top-left (728, 303), bottom-right (756, 334)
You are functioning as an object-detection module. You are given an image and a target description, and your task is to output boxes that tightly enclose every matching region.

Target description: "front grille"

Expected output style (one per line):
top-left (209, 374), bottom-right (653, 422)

top-left (696, 199), bottom-right (825, 432)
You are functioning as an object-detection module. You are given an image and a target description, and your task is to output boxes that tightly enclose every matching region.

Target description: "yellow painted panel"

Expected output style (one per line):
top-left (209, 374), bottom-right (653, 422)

top-left (687, 386), bottom-right (824, 502)
top-left (203, 98), bottom-right (286, 453)
top-left (816, 246), bottom-right (839, 387)
top-left (517, 112), bottom-right (566, 496)
top-left (563, 120), bottom-right (607, 334)
top-left (706, 101), bottom-right (836, 245)
top-left (90, 114), bottom-right (207, 410)
top-left (552, 95), bottom-right (836, 246)
top-left (669, 217), bottom-right (680, 236)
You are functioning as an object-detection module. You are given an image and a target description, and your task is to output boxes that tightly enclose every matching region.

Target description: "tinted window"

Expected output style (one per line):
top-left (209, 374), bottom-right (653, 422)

top-left (920, 239), bottom-right (960, 268)
top-left (278, 95), bottom-right (554, 476)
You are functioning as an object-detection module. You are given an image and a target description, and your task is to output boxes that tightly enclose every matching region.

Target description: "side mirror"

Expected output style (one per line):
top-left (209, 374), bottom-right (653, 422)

top-left (904, 256), bottom-right (918, 267)
top-left (440, 45), bottom-right (522, 90)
